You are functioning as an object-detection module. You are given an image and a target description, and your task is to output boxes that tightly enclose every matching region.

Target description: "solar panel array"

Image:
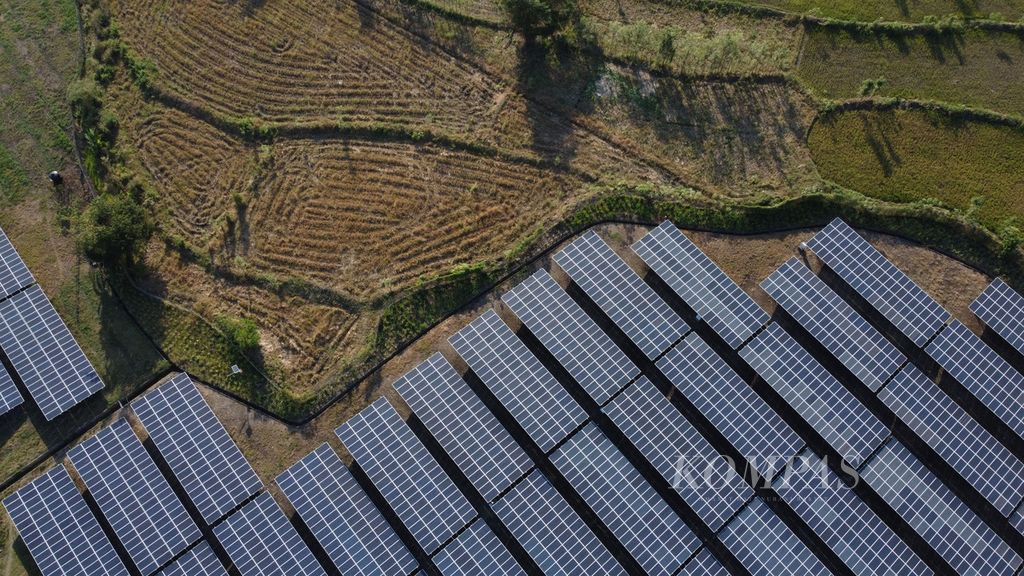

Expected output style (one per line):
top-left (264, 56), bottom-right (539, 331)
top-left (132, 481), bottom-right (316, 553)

top-left (1013, 506), bottom-right (1024, 536)
top-left (448, 310), bottom-right (586, 452)
top-left (658, 332), bottom-right (803, 481)
top-left (0, 284), bottom-right (104, 420)
top-left (335, 397), bottom-right (475, 554)
top-left (603, 377), bottom-right (752, 530)
top-left (762, 257), bottom-right (906, 391)
top-left (158, 543), bottom-right (229, 576)
top-left (970, 278), bottom-right (1024, 355)
top-left (925, 320), bottom-right (1024, 440)
top-left (678, 549), bottom-right (728, 576)
top-left (432, 519), bottom-right (525, 576)
top-left (879, 364), bottom-right (1024, 516)
top-left (806, 218), bottom-right (950, 346)
top-left (0, 360), bottom-right (23, 415)
top-left (2, 466), bottom-right (129, 576)
top-left (740, 322), bottom-right (889, 467)
top-left (67, 419), bottom-right (200, 575)
top-left (502, 269), bottom-right (640, 404)
top-left (551, 424), bottom-right (698, 576)
top-left (859, 439), bottom-right (1022, 576)
top-left (632, 220), bottom-right (769, 349)
top-left (719, 498), bottom-right (832, 576)
top-left (395, 353), bottom-right (531, 502)
top-left (215, 492), bottom-right (326, 576)
top-left (554, 229), bottom-right (690, 359)
top-left (493, 470), bottom-right (625, 576)
top-left (132, 373), bottom-right (263, 524)
top-left (0, 226), bottom-right (34, 299)
top-left (276, 444), bottom-right (418, 576)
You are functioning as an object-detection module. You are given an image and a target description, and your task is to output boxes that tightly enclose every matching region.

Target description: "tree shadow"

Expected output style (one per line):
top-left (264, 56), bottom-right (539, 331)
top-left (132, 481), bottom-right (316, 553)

top-left (859, 111), bottom-right (902, 178)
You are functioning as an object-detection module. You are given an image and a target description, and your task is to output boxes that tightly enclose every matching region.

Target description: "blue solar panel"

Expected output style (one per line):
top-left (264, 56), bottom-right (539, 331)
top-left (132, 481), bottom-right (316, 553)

top-left (0, 225), bottom-right (34, 299)
top-left (805, 218), bottom-right (950, 347)
top-left (276, 444), bottom-right (418, 576)
top-left (879, 364), bottom-right (1024, 517)
top-left (502, 269), bottom-right (640, 404)
top-left (335, 397), bottom-right (476, 554)
top-left (432, 519), bottom-right (525, 576)
top-left (551, 424), bottom-right (699, 576)
top-left (1012, 505), bottom-right (1024, 536)
top-left (0, 358), bottom-right (23, 415)
top-left (925, 320), bottom-right (1024, 441)
top-left (657, 332), bottom-right (803, 481)
top-left (214, 492), bottom-right (326, 576)
top-left (158, 543), bottom-right (228, 576)
top-left (739, 323), bottom-right (889, 467)
top-left (859, 439), bottom-right (1022, 576)
top-left (719, 498), bottom-right (831, 576)
top-left (603, 377), bottom-right (752, 530)
top-left (677, 549), bottom-right (728, 576)
top-left (554, 229), bottom-right (690, 359)
top-left (970, 278), bottom-right (1024, 356)
top-left (632, 221), bottom-right (768, 349)
top-left (761, 257), bottom-right (906, 391)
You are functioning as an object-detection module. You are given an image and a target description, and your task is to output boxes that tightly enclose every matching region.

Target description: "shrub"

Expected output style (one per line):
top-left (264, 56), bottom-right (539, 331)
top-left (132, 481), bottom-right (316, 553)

top-left (216, 315), bottom-right (261, 353)
top-left (502, 0), bottom-right (579, 40)
top-left (78, 193), bottom-right (153, 267)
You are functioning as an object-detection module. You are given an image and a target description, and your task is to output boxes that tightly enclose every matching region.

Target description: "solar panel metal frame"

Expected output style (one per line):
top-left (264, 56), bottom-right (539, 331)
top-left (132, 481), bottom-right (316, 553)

top-left (157, 543), bottom-right (229, 576)
top-left (493, 470), bottom-right (625, 576)
top-left (761, 257), bottom-right (906, 391)
top-left (859, 439), bottom-right (1022, 576)
top-left (335, 397), bottom-right (476, 554)
top-left (0, 226), bottom-right (35, 299)
top-left (448, 309), bottom-right (586, 453)
top-left (805, 218), bottom-right (950, 347)
top-left (132, 373), bottom-right (263, 524)
top-left (214, 492), bottom-right (327, 576)
top-left (275, 443), bottom-right (418, 576)
top-left (0, 359), bottom-right (23, 415)
top-left (2, 465), bottom-right (129, 576)
top-left (971, 278), bottom-right (1024, 356)
top-left (719, 498), bottom-right (832, 576)
top-left (432, 519), bottom-right (525, 576)
top-left (739, 322), bottom-right (889, 467)
top-left (501, 268), bottom-right (640, 405)
top-left (677, 549), bottom-right (729, 576)
top-left (67, 418), bottom-right (201, 575)
top-left (554, 229), bottom-right (690, 359)
top-left (393, 353), bottom-right (532, 501)
top-left (657, 332), bottom-right (803, 481)
top-left (632, 220), bottom-right (768, 349)
top-left (0, 284), bottom-right (104, 420)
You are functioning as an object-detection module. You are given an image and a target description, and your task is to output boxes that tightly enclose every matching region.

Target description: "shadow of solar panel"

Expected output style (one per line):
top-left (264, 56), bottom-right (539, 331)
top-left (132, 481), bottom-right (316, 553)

top-left (158, 543), bottom-right (228, 576)
top-left (554, 230), bottom-right (690, 359)
top-left (677, 549), bottom-right (728, 576)
top-left (433, 519), bottom-right (525, 576)
top-left (805, 218), bottom-right (949, 347)
top-left (335, 397), bottom-right (476, 554)
top-left (632, 221), bottom-right (768, 349)
top-left (762, 257), bottom-right (905, 391)
top-left (276, 444), bottom-right (418, 576)
top-left (879, 364), bottom-right (1024, 516)
top-left (0, 360), bottom-right (22, 415)
top-left (394, 353), bottom-right (532, 502)
top-left (215, 492), bottom-right (326, 576)
top-left (493, 470), bottom-right (625, 575)
top-left (859, 439), bottom-right (1022, 576)
top-left (971, 278), bottom-right (1024, 356)
top-left (739, 323), bottom-right (889, 467)
top-left (2, 466), bottom-right (129, 576)
top-left (448, 310), bottom-right (586, 453)
top-left (720, 498), bottom-right (831, 576)
top-left (0, 226), bottom-right (34, 299)
top-left (0, 284), bottom-right (104, 420)
top-left (132, 373), bottom-right (263, 524)
top-left (68, 419), bottom-right (200, 575)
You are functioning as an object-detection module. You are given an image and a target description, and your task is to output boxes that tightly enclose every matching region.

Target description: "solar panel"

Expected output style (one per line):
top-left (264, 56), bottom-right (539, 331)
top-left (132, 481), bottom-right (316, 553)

top-left (739, 323), bottom-right (889, 467)
top-left (335, 397), bottom-right (476, 554)
top-left (632, 220), bottom-right (768, 349)
top-left (805, 218), bottom-right (950, 346)
top-left (719, 498), bottom-right (831, 576)
top-left (0, 284), bottom-right (104, 420)
top-left (214, 492), bottom-right (326, 576)
top-left (677, 549), bottom-right (728, 576)
top-left (971, 278), bottom-right (1024, 356)
top-left (432, 519), bottom-right (525, 576)
top-left (158, 543), bottom-right (228, 576)
top-left (2, 465), bottom-right (129, 576)
top-left (925, 320), bottom-right (1024, 441)
top-left (393, 353), bottom-right (532, 501)
top-left (761, 257), bottom-right (906, 391)
top-left (1013, 505), bottom-right (1024, 536)
top-left (550, 423), bottom-right (698, 576)
top-left (448, 310), bottom-right (586, 452)
top-left (554, 229), bottom-right (690, 359)
top-left (603, 377), bottom-right (752, 530)
top-left (0, 359), bottom-right (23, 415)
top-left (67, 419), bottom-right (201, 575)
top-left (493, 470), bottom-right (625, 575)
top-left (275, 443), bottom-right (418, 576)
top-left (879, 364), bottom-right (1024, 517)
top-left (859, 439), bottom-right (1022, 576)
top-left (501, 269), bottom-right (640, 404)
top-left (132, 373), bottom-right (263, 524)
top-left (657, 332), bottom-right (803, 481)
top-left (774, 448), bottom-right (932, 576)
top-left (0, 226), bottom-right (34, 299)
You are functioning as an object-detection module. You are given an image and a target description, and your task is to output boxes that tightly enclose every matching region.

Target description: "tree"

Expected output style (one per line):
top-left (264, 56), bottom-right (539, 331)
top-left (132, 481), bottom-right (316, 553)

top-left (502, 0), bottom-right (578, 40)
top-left (78, 192), bottom-right (153, 267)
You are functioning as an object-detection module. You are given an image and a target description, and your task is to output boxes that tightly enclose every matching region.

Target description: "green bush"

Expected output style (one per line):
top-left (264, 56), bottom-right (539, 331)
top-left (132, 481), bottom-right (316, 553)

top-left (502, 0), bottom-right (579, 39)
top-left (78, 193), bottom-right (153, 267)
top-left (216, 315), bottom-right (262, 354)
